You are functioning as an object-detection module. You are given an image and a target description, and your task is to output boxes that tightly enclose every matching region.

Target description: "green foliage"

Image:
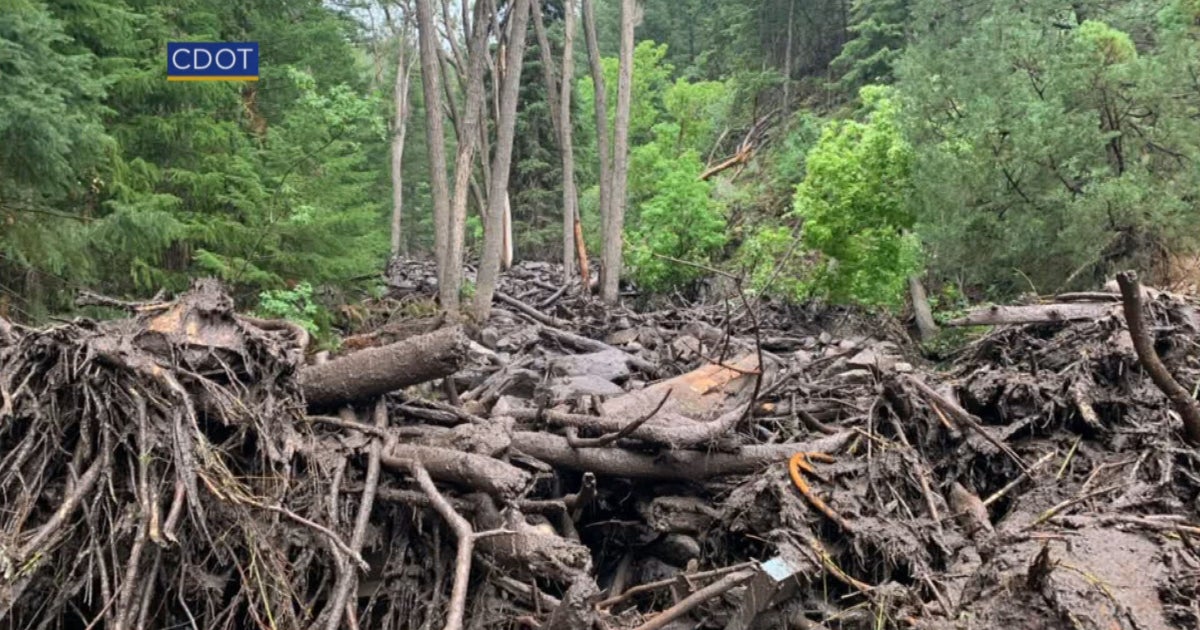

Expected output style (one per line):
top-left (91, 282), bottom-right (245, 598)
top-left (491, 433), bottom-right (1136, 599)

top-left (792, 85), bottom-right (920, 308)
top-left (898, 0), bottom-right (1200, 297)
top-left (625, 151), bottom-right (727, 291)
top-left (833, 0), bottom-right (911, 91)
top-left (255, 281), bottom-right (321, 336)
top-left (732, 223), bottom-right (807, 299)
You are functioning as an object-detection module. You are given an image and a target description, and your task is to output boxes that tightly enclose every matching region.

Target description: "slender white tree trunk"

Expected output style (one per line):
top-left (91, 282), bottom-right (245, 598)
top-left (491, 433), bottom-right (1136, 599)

top-left (390, 34), bottom-right (415, 257)
top-left (602, 0), bottom-right (638, 303)
top-left (414, 0), bottom-right (456, 313)
top-left (474, 0), bottom-right (531, 319)
top-left (582, 0), bottom-right (610, 294)
top-left (559, 0), bottom-right (581, 283)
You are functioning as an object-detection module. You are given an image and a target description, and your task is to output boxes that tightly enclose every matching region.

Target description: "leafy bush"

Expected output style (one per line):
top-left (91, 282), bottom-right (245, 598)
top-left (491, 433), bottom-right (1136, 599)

top-left (625, 150), bottom-right (727, 292)
top-left (256, 281), bottom-right (321, 336)
top-left (791, 85), bottom-right (921, 309)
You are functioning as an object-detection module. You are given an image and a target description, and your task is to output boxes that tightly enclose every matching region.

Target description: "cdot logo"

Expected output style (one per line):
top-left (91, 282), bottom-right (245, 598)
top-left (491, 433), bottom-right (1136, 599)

top-left (167, 42), bottom-right (258, 81)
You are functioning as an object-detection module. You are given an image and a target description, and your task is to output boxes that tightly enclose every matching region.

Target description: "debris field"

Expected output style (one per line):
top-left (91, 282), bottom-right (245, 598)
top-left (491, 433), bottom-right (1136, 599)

top-left (0, 261), bottom-right (1198, 630)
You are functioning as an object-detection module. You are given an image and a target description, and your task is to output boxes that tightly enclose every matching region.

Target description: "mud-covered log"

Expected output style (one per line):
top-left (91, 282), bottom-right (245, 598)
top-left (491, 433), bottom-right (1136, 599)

top-left (511, 431), bottom-right (851, 480)
top-left (380, 443), bottom-right (529, 498)
top-left (946, 302), bottom-right (1118, 326)
top-left (300, 326), bottom-right (469, 408)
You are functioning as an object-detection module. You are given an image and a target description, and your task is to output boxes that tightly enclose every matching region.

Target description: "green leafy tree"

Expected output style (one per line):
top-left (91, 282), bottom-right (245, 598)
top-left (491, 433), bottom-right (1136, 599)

top-left (793, 85), bottom-right (920, 307)
top-left (898, 0), bottom-right (1200, 296)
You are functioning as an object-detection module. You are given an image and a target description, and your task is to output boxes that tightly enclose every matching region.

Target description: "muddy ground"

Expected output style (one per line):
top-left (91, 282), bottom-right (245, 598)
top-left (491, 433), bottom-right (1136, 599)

top-left (0, 261), bottom-right (1197, 629)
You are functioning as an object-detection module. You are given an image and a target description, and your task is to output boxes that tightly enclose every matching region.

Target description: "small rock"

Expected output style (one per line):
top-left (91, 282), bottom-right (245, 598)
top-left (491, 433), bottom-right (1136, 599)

top-left (605, 329), bottom-right (638, 346)
top-left (893, 361), bottom-right (914, 373)
top-left (479, 327), bottom-right (500, 349)
top-left (837, 369), bottom-right (874, 385)
top-left (626, 341), bottom-right (644, 352)
top-left (651, 534), bottom-right (702, 566)
top-left (818, 332), bottom-right (833, 345)
top-left (543, 375), bottom-right (624, 401)
top-left (550, 349), bottom-right (631, 382)
top-left (793, 350), bottom-right (814, 365)
top-left (802, 336), bottom-right (818, 349)
top-left (838, 339), bottom-right (858, 351)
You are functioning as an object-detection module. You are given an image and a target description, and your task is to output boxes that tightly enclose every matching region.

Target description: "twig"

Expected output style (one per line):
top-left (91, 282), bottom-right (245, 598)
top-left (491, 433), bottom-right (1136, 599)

top-left (983, 450), bottom-right (1057, 507)
top-left (566, 389), bottom-right (672, 447)
top-left (1116, 270), bottom-right (1200, 445)
top-left (402, 461), bottom-right (475, 630)
top-left (1028, 483), bottom-right (1127, 528)
top-left (320, 400), bottom-right (389, 630)
top-left (595, 561), bottom-right (758, 610)
top-left (496, 291), bottom-right (571, 327)
top-left (629, 568), bottom-right (758, 630)
top-left (246, 501), bottom-right (368, 571)
top-left (903, 375), bottom-right (1029, 472)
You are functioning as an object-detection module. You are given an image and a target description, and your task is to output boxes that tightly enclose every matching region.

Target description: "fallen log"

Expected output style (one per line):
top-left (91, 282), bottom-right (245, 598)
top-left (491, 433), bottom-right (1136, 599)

top-left (380, 443), bottom-right (529, 499)
top-left (510, 431), bottom-right (852, 480)
top-left (945, 302), bottom-right (1118, 327)
top-left (300, 326), bottom-right (470, 408)
top-left (1117, 270), bottom-right (1200, 445)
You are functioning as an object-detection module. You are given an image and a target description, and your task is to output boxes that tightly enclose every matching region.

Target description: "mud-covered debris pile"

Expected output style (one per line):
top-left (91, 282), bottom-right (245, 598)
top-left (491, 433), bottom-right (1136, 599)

top-left (1, 268), bottom-right (1198, 630)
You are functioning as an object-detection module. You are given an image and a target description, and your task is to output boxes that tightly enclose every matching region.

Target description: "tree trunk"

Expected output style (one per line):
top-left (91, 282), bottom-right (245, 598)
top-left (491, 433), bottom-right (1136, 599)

top-left (582, 0), bottom-right (610, 295)
top-left (908, 275), bottom-right (939, 342)
top-left (414, 0), bottom-right (456, 313)
top-left (300, 326), bottom-right (470, 408)
top-left (601, 0), bottom-right (637, 304)
top-left (473, 0), bottom-right (531, 320)
top-left (390, 34), bottom-right (415, 257)
top-left (447, 0), bottom-right (492, 319)
top-left (531, 0), bottom-right (562, 140)
top-left (782, 0), bottom-right (794, 115)
top-left (559, 0), bottom-right (580, 283)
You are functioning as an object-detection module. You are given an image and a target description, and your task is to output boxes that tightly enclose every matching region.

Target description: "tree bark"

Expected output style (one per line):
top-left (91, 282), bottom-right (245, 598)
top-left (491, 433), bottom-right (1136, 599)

top-left (390, 31), bottom-right (415, 257)
top-left (908, 275), bottom-right (939, 342)
top-left (300, 326), bottom-right (470, 408)
top-left (510, 431), bottom-right (852, 480)
top-left (1116, 270), bottom-right (1200, 445)
top-left (473, 0), bottom-right (531, 320)
top-left (559, 0), bottom-right (581, 283)
top-left (531, 0), bottom-right (562, 140)
top-left (414, 0), bottom-right (456, 313)
top-left (446, 0), bottom-right (492, 316)
top-left (601, 0), bottom-right (637, 303)
top-left (582, 0), bottom-right (611, 295)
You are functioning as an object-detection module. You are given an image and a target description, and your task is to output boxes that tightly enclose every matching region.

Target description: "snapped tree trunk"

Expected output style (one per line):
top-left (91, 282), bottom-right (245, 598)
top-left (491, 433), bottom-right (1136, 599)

top-left (300, 326), bottom-right (470, 408)
top-left (582, 0), bottom-right (610, 295)
top-left (601, 0), bottom-right (637, 304)
top-left (390, 31), bottom-right (415, 257)
top-left (473, 0), bottom-right (531, 320)
top-left (559, 0), bottom-right (581, 284)
top-left (414, 0), bottom-right (456, 313)
top-left (908, 275), bottom-right (939, 342)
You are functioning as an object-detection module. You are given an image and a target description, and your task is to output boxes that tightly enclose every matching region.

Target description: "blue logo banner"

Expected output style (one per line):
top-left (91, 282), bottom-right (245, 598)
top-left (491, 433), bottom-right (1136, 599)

top-left (168, 42), bottom-right (258, 81)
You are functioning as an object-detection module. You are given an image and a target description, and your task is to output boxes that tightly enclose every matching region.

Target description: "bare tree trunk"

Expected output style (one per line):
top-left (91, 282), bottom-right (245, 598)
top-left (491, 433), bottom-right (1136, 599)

top-left (559, 0), bottom-right (581, 284)
top-left (390, 33), bottom-right (415, 257)
top-left (582, 0), bottom-right (610, 295)
top-left (415, 0), bottom-right (456, 313)
top-left (601, 0), bottom-right (637, 304)
top-left (908, 275), bottom-right (939, 343)
top-left (531, 0), bottom-right (562, 139)
top-left (474, 0), bottom-right (531, 320)
top-left (446, 0), bottom-right (493, 319)
top-left (782, 0), bottom-right (794, 115)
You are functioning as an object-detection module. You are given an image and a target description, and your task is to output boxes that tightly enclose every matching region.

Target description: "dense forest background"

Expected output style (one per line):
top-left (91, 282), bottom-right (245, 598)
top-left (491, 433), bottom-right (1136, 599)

top-left (5, 0), bottom-right (1200, 331)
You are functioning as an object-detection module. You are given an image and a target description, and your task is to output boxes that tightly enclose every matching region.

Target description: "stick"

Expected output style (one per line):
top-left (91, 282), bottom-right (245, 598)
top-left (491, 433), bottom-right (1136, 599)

top-left (595, 561), bottom-right (758, 609)
top-left (983, 450), bottom-right (1057, 507)
top-left (1116, 270), bottom-right (1200, 445)
top-left (565, 389), bottom-right (672, 448)
top-left (629, 568), bottom-right (757, 630)
top-left (902, 375), bottom-right (1029, 472)
top-left (403, 461), bottom-right (474, 630)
